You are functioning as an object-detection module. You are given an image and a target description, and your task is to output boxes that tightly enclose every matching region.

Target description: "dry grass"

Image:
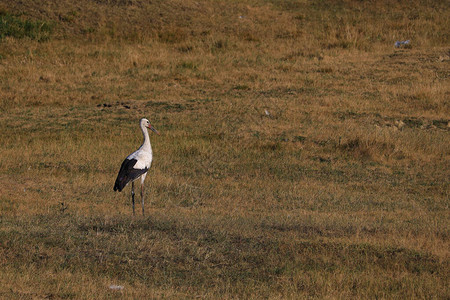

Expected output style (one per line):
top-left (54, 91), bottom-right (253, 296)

top-left (0, 0), bottom-right (449, 298)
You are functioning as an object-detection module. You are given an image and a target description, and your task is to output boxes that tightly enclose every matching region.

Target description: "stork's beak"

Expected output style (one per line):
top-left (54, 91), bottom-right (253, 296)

top-left (149, 125), bottom-right (160, 135)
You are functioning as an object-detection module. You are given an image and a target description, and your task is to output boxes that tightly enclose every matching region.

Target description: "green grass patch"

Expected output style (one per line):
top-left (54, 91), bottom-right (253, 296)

top-left (0, 11), bottom-right (53, 41)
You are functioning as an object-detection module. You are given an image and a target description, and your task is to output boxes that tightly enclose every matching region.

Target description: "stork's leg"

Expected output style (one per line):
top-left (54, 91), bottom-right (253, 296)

top-left (141, 183), bottom-right (145, 216)
top-left (131, 181), bottom-right (135, 216)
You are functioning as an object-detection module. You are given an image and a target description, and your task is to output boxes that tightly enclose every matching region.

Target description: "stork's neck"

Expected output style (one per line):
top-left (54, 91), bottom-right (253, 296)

top-left (140, 125), bottom-right (152, 152)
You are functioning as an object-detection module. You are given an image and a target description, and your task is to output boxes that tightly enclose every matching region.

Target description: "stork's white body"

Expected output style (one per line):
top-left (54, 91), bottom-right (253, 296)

top-left (127, 147), bottom-right (152, 171)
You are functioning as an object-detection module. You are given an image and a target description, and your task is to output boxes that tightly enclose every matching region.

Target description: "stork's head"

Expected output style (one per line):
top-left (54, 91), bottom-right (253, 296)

top-left (141, 118), bottom-right (160, 135)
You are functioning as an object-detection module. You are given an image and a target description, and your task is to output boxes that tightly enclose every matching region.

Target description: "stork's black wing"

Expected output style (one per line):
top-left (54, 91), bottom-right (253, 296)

top-left (113, 159), bottom-right (148, 192)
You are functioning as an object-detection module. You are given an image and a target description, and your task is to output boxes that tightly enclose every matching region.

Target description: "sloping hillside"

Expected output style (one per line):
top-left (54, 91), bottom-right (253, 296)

top-left (0, 0), bottom-right (449, 299)
top-left (2, 0), bottom-right (449, 47)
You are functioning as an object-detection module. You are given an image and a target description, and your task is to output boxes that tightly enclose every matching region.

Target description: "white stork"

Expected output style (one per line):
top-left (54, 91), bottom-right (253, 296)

top-left (114, 118), bottom-right (159, 215)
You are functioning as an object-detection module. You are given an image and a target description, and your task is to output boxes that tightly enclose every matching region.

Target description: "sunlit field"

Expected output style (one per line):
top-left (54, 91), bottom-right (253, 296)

top-left (0, 0), bottom-right (449, 298)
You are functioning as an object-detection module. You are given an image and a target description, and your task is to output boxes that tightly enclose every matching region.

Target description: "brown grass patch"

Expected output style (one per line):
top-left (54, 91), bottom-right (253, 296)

top-left (0, 0), bottom-right (449, 298)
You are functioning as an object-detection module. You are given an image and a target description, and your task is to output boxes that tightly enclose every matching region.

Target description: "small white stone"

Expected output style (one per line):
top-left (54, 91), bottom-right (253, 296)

top-left (109, 285), bottom-right (124, 290)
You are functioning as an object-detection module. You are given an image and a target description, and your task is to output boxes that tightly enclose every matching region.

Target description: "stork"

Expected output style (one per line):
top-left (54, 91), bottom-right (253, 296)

top-left (113, 118), bottom-right (159, 215)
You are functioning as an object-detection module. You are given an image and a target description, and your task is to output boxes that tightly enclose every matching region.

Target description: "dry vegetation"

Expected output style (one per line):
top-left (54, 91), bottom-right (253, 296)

top-left (0, 0), bottom-right (449, 298)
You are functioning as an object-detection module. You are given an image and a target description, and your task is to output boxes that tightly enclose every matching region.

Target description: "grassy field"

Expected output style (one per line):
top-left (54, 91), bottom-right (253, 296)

top-left (0, 0), bottom-right (449, 298)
